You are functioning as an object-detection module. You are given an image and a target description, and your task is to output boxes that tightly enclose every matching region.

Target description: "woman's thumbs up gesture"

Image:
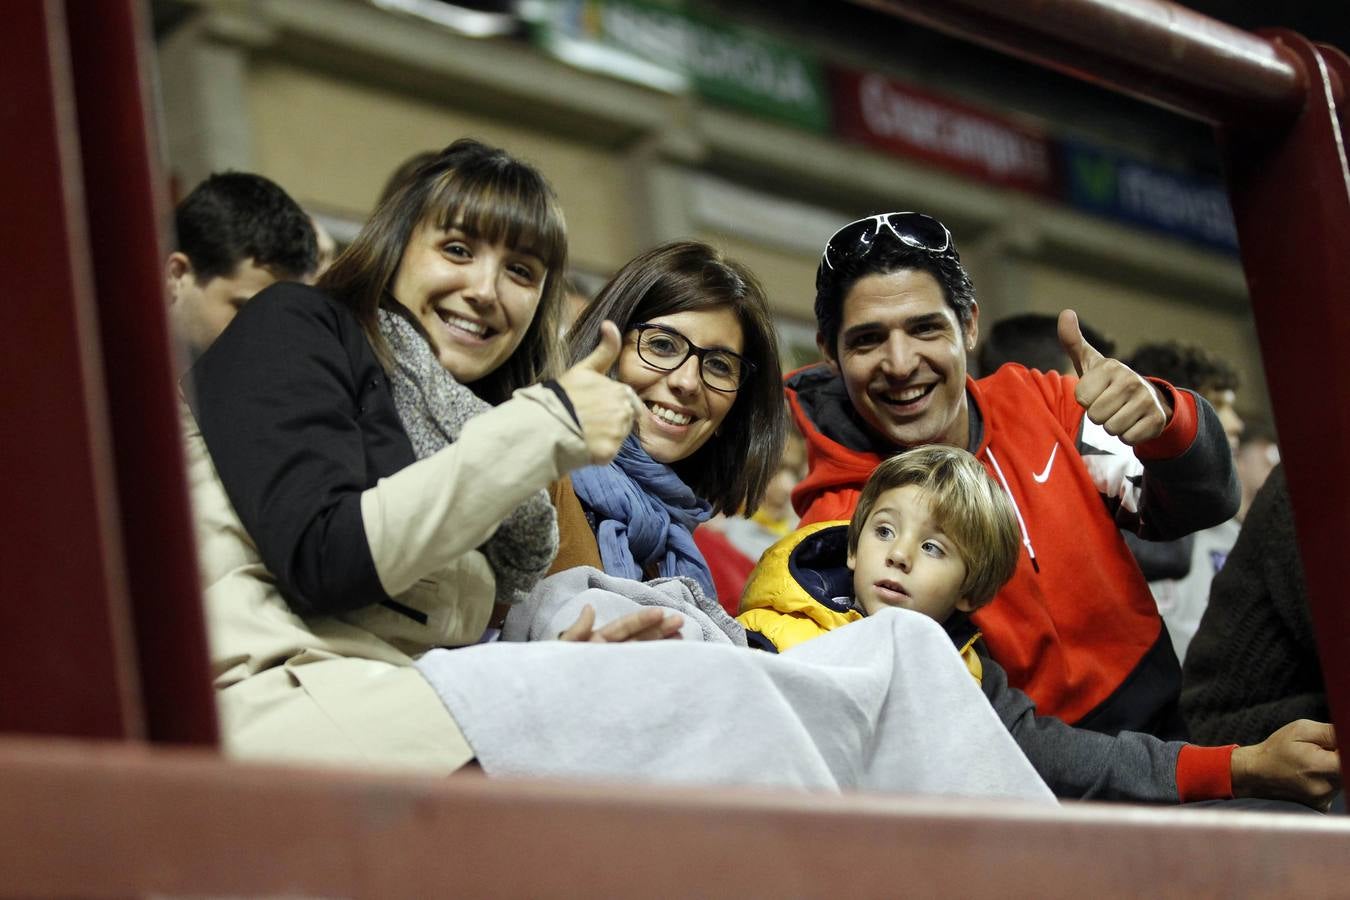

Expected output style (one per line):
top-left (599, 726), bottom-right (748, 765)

top-left (556, 321), bottom-right (644, 464)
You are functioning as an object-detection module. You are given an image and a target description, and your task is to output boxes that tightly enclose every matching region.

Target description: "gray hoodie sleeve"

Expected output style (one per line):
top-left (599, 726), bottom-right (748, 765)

top-left (982, 651), bottom-right (1185, 802)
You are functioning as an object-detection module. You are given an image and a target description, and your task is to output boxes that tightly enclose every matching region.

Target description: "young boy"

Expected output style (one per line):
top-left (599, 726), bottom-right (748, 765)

top-left (738, 445), bottom-right (1340, 808)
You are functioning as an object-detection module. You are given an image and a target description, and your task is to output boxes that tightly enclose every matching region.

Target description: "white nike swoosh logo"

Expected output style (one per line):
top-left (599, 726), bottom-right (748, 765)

top-left (1033, 444), bottom-right (1059, 483)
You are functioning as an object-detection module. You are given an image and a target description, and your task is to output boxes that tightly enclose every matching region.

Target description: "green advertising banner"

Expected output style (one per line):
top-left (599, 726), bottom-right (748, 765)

top-left (527, 0), bottom-right (829, 131)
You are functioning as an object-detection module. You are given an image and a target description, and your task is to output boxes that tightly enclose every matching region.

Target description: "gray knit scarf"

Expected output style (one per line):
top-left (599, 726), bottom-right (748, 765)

top-left (378, 308), bottom-right (558, 605)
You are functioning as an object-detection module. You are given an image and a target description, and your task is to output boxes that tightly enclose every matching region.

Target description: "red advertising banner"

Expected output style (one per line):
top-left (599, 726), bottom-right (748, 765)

top-left (831, 67), bottom-right (1056, 197)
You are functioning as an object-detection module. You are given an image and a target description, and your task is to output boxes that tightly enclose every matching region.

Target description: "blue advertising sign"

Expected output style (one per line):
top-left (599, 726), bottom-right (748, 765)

top-left (1059, 141), bottom-right (1239, 254)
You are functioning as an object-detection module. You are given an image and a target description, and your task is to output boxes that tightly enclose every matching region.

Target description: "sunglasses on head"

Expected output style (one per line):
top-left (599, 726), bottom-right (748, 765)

top-left (817, 212), bottom-right (954, 289)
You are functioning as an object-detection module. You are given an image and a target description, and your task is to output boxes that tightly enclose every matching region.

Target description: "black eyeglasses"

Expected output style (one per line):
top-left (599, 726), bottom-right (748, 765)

top-left (817, 212), bottom-right (955, 290)
top-left (630, 323), bottom-right (755, 393)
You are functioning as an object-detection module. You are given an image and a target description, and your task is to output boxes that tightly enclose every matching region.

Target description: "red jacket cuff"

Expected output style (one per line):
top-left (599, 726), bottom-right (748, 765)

top-left (1134, 379), bottom-right (1197, 461)
top-left (1176, 744), bottom-right (1236, 802)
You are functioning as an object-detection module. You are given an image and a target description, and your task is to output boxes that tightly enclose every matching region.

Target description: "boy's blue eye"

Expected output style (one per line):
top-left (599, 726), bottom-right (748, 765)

top-left (921, 540), bottom-right (945, 557)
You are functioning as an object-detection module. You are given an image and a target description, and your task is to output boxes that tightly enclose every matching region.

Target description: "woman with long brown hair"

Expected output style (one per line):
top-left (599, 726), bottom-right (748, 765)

top-left (186, 138), bottom-right (636, 772)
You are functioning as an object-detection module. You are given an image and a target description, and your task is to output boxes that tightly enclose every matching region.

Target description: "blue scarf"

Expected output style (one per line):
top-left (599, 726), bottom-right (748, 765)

top-left (570, 435), bottom-right (716, 599)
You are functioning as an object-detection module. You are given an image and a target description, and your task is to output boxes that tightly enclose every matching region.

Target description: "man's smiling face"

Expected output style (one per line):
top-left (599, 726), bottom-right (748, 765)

top-left (824, 268), bottom-right (978, 450)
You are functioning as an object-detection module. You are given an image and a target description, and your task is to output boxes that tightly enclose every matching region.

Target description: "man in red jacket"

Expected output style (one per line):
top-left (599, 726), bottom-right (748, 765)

top-left (790, 212), bottom-right (1238, 736)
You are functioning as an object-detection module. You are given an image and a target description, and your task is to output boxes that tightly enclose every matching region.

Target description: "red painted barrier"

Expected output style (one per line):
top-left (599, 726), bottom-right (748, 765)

top-left (0, 0), bottom-right (144, 740)
top-left (65, 0), bottom-right (218, 746)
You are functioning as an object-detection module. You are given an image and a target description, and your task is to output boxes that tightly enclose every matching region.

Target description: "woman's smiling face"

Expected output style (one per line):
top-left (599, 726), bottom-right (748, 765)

top-left (617, 306), bottom-right (744, 464)
top-left (390, 220), bottom-right (547, 384)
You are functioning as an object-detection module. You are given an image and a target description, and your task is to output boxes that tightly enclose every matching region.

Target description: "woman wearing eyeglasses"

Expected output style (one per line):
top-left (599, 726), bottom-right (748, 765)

top-left (528, 242), bottom-right (786, 638)
top-left (185, 139), bottom-right (642, 772)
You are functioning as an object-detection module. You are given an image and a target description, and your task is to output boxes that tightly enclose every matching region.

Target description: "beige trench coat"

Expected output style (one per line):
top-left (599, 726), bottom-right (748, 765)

top-left (183, 385), bottom-right (587, 774)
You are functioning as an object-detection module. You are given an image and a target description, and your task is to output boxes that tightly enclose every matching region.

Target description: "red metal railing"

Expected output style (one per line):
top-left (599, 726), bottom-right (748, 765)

top-left (0, 0), bottom-right (216, 746)
top-left (854, 0), bottom-right (1316, 123)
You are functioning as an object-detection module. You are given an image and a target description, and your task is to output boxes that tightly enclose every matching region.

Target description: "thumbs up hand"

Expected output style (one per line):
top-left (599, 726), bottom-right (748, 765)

top-left (1058, 309), bottom-right (1172, 446)
top-left (556, 320), bottom-right (643, 464)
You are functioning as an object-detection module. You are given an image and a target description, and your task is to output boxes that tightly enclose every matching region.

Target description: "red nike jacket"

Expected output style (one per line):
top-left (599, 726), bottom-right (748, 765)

top-left (788, 362), bottom-right (1239, 734)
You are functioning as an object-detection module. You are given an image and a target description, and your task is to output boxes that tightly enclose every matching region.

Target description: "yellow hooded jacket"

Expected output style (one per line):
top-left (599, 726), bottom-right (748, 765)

top-left (736, 521), bottom-right (983, 682)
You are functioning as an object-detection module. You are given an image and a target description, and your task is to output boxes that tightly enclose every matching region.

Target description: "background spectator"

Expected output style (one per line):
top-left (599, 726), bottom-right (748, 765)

top-left (1235, 427), bottom-right (1280, 522)
top-left (1124, 340), bottom-right (1245, 662)
top-left (1126, 341), bottom-right (1243, 453)
top-left (166, 171), bottom-right (317, 363)
top-left (975, 312), bottom-right (1115, 377)
top-left (1182, 466), bottom-right (1333, 801)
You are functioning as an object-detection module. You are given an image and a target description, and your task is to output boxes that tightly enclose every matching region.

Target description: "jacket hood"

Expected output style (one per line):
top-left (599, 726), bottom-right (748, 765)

top-left (740, 521), bottom-right (859, 631)
top-left (786, 365), bottom-right (884, 517)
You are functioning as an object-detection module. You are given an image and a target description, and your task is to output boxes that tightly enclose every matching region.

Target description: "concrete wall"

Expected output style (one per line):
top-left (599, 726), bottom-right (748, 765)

top-left (244, 59), bottom-right (636, 273)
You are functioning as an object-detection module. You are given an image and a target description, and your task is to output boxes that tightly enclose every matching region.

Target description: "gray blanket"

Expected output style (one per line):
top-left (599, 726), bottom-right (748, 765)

top-left (416, 607), bottom-right (1055, 803)
top-left (503, 566), bottom-right (745, 646)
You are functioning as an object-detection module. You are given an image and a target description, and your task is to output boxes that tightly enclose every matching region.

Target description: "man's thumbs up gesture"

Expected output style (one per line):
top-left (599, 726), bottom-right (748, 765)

top-left (556, 320), bottom-right (644, 464)
top-left (1059, 309), bottom-right (1172, 446)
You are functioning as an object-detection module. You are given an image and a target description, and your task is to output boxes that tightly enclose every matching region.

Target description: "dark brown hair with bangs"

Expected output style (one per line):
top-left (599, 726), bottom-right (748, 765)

top-left (566, 241), bottom-right (788, 516)
top-left (319, 138), bottom-right (568, 403)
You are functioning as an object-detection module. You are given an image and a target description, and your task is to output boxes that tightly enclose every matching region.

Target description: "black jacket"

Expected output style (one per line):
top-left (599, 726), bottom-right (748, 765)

top-left (188, 282), bottom-right (414, 616)
top-left (1182, 467), bottom-right (1328, 744)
